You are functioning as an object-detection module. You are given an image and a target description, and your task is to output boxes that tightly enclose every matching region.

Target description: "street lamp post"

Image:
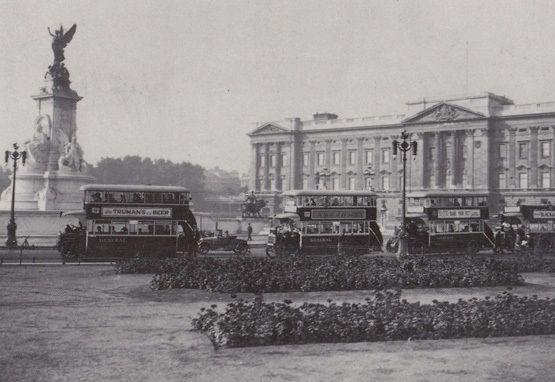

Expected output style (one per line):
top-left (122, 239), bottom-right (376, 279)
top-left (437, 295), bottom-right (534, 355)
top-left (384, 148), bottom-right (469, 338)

top-left (5, 143), bottom-right (26, 248)
top-left (392, 131), bottom-right (417, 259)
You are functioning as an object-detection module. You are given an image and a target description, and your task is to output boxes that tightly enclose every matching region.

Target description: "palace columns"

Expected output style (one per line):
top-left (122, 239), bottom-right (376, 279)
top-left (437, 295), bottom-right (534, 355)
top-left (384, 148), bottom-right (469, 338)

top-left (309, 140), bottom-right (316, 189)
top-left (356, 137), bottom-right (364, 189)
top-left (275, 142), bottom-right (282, 190)
top-left (508, 128), bottom-right (517, 188)
top-left (249, 143), bottom-right (259, 191)
top-left (452, 131), bottom-right (460, 187)
top-left (373, 136), bottom-right (381, 189)
top-left (288, 140), bottom-right (296, 191)
top-left (463, 130), bottom-right (475, 189)
top-left (340, 138), bottom-right (348, 189)
top-left (530, 126), bottom-right (539, 188)
top-left (409, 132), bottom-right (424, 191)
top-left (434, 132), bottom-right (441, 188)
top-left (263, 143), bottom-right (270, 191)
top-left (390, 135), bottom-right (399, 190)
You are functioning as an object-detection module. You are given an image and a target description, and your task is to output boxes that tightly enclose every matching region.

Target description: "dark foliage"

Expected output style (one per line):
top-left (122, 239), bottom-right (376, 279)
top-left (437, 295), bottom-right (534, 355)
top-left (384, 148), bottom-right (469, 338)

top-left (498, 255), bottom-right (555, 273)
top-left (192, 291), bottom-right (555, 348)
top-left (145, 256), bottom-right (524, 293)
top-left (89, 155), bottom-right (207, 208)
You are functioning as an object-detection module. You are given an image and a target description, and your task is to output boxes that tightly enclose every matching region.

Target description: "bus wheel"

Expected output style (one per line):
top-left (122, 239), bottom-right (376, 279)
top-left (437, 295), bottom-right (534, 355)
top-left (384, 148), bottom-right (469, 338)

top-left (266, 246), bottom-right (276, 259)
top-left (410, 242), bottom-right (424, 255)
top-left (466, 241), bottom-right (479, 256)
top-left (537, 236), bottom-right (551, 255)
top-left (197, 243), bottom-right (209, 255)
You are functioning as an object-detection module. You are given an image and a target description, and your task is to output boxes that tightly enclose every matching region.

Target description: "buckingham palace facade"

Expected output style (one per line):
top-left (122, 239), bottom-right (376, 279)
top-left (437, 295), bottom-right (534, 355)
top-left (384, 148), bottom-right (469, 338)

top-left (247, 93), bottom-right (555, 226)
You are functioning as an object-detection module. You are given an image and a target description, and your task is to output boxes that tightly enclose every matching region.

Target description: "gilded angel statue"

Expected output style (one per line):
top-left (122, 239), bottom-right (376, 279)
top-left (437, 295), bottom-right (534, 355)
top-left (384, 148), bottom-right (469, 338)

top-left (48, 24), bottom-right (77, 64)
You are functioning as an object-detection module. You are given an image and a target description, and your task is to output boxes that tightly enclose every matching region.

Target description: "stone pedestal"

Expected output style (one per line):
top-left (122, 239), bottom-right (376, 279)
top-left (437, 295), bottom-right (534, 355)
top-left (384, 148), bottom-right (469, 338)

top-left (0, 60), bottom-right (95, 246)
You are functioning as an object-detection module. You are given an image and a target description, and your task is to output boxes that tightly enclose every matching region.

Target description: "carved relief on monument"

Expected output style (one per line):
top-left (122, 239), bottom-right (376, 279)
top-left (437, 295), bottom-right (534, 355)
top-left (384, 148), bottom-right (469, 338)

top-left (58, 136), bottom-right (85, 173)
top-left (23, 115), bottom-right (52, 171)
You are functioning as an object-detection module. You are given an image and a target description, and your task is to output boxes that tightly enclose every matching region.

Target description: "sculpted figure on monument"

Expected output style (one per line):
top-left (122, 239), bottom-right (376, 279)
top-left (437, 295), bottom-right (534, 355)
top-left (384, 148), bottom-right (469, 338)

top-left (48, 24), bottom-right (76, 64)
top-left (58, 136), bottom-right (84, 172)
top-left (47, 24), bottom-right (76, 88)
top-left (24, 115), bottom-right (51, 169)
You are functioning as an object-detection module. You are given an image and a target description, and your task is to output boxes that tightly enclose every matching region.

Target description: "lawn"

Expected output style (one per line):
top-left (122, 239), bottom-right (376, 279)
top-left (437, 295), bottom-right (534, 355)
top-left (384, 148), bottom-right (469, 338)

top-left (1, 265), bottom-right (554, 381)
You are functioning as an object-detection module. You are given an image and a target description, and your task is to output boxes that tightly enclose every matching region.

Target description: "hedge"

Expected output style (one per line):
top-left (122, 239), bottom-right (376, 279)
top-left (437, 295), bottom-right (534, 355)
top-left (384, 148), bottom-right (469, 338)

top-left (149, 256), bottom-right (524, 292)
top-left (193, 291), bottom-right (555, 348)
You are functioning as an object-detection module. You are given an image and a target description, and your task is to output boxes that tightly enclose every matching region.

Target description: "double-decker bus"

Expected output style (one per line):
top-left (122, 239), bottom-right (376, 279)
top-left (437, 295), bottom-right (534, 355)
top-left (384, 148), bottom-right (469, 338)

top-left (501, 203), bottom-right (555, 253)
top-left (57, 184), bottom-right (199, 259)
top-left (265, 190), bottom-right (383, 257)
top-left (389, 191), bottom-right (495, 255)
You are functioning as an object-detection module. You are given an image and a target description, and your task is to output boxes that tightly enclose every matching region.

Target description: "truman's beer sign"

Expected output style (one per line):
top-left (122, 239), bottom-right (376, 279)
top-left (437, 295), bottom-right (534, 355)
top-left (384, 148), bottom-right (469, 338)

top-left (101, 207), bottom-right (172, 218)
top-left (437, 209), bottom-right (481, 219)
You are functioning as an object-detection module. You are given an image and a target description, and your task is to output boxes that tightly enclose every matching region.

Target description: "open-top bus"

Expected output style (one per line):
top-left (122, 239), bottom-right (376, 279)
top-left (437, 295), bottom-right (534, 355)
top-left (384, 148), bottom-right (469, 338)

top-left (266, 190), bottom-right (383, 257)
top-left (501, 203), bottom-right (555, 253)
top-left (388, 191), bottom-right (495, 255)
top-left (57, 184), bottom-right (199, 260)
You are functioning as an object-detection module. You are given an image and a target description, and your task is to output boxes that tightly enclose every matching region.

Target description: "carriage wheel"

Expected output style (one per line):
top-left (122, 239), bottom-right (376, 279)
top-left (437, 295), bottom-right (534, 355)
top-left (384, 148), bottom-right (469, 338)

top-left (233, 242), bottom-right (250, 256)
top-left (198, 243), bottom-right (209, 255)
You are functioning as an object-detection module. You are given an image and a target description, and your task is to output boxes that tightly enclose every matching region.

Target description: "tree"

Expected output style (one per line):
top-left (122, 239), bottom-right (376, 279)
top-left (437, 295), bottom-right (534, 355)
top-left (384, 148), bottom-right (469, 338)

top-left (0, 167), bottom-right (11, 194)
top-left (89, 156), bottom-right (207, 209)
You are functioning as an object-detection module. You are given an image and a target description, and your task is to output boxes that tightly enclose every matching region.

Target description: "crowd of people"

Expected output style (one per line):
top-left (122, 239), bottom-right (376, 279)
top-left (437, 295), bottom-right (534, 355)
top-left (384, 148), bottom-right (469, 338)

top-left (494, 224), bottom-right (533, 254)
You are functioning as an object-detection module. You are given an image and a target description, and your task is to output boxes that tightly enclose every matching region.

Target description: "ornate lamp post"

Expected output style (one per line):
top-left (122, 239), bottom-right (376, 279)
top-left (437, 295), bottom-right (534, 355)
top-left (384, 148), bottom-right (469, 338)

top-left (5, 143), bottom-right (26, 247)
top-left (315, 168), bottom-right (331, 190)
top-left (392, 131), bottom-right (417, 258)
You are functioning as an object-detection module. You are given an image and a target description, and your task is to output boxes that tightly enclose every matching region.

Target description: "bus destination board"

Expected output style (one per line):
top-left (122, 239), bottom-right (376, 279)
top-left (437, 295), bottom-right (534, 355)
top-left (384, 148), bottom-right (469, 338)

top-left (310, 209), bottom-right (366, 220)
top-left (101, 207), bottom-right (172, 218)
top-left (533, 210), bottom-right (555, 219)
top-left (437, 209), bottom-right (481, 219)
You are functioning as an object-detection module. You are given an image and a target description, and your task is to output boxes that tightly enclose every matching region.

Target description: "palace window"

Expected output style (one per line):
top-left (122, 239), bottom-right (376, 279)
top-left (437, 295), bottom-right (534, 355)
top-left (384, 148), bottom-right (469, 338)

top-left (349, 151), bottom-right (357, 165)
top-left (281, 153), bottom-right (288, 166)
top-left (270, 154), bottom-right (276, 167)
top-left (332, 176), bottom-right (340, 190)
top-left (317, 152), bottom-right (325, 166)
top-left (541, 141), bottom-right (551, 158)
top-left (498, 143), bottom-right (507, 159)
top-left (398, 174), bottom-right (403, 190)
top-left (541, 172), bottom-right (551, 189)
top-left (462, 144), bottom-right (468, 160)
top-left (303, 153), bottom-right (309, 167)
top-left (498, 173), bottom-right (506, 189)
top-left (382, 175), bottom-right (390, 191)
top-left (269, 178), bottom-right (275, 191)
top-left (259, 155), bottom-right (265, 167)
top-left (348, 177), bottom-right (356, 190)
top-left (302, 178), bottom-right (308, 190)
top-left (332, 151), bottom-right (341, 166)
top-left (446, 173), bottom-right (453, 188)
top-left (365, 177), bottom-right (373, 190)
top-left (518, 142), bottom-right (528, 159)
top-left (382, 149), bottom-right (390, 164)
top-left (519, 172), bottom-right (528, 189)
top-left (365, 149), bottom-right (373, 164)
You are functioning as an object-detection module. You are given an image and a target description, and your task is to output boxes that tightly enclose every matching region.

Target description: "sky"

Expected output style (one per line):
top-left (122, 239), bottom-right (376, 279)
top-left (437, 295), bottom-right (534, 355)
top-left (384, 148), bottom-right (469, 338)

top-left (1, 0), bottom-right (555, 174)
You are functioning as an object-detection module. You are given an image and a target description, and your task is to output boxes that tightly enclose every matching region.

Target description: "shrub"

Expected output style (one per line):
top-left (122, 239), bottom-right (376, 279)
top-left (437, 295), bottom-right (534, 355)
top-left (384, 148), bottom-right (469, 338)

top-left (192, 291), bottom-right (555, 348)
top-left (149, 256), bottom-right (524, 292)
top-left (498, 255), bottom-right (555, 273)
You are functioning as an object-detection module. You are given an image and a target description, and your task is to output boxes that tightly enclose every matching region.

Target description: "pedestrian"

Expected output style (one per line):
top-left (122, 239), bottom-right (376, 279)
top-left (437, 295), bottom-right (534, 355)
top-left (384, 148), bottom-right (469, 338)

top-left (247, 223), bottom-right (253, 241)
top-left (505, 225), bottom-right (515, 253)
top-left (337, 232), bottom-right (346, 256)
top-left (495, 229), bottom-right (503, 255)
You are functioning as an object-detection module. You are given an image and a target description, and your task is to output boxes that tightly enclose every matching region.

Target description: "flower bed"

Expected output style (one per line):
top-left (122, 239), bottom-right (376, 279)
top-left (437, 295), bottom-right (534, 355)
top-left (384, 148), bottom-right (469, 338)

top-left (498, 255), bottom-right (555, 273)
top-left (192, 291), bottom-right (555, 348)
top-left (150, 256), bottom-right (524, 292)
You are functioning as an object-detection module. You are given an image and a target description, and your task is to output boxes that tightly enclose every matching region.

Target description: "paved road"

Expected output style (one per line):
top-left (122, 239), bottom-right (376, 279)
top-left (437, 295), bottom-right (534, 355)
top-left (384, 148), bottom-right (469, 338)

top-left (1, 265), bottom-right (554, 382)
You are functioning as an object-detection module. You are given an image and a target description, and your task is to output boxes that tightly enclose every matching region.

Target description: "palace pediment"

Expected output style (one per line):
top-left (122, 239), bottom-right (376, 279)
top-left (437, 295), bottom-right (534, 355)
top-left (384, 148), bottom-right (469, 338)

top-left (403, 102), bottom-right (485, 124)
top-left (249, 122), bottom-right (289, 136)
